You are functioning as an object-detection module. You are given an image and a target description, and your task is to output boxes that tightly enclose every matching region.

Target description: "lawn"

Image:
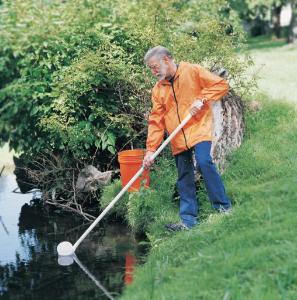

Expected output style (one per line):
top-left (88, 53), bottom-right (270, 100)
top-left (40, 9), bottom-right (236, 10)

top-left (246, 36), bottom-right (297, 102)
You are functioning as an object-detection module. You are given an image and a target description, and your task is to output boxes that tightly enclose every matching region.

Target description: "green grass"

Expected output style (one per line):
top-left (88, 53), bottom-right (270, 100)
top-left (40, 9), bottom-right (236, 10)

top-left (120, 98), bottom-right (297, 299)
top-left (246, 36), bottom-right (297, 102)
top-left (245, 35), bottom-right (287, 51)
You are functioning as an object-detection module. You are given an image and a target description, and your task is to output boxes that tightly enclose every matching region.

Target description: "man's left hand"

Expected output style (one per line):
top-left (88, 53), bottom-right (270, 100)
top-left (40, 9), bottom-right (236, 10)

top-left (190, 99), bottom-right (205, 116)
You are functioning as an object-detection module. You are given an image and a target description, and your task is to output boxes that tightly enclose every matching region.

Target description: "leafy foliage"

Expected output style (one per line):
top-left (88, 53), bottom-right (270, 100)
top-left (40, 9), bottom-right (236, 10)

top-left (0, 0), bottom-right (253, 206)
top-left (228, 0), bottom-right (294, 38)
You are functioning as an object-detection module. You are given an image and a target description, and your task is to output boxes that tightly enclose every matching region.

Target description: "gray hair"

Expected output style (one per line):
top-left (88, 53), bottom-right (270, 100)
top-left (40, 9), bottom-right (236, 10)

top-left (144, 46), bottom-right (173, 64)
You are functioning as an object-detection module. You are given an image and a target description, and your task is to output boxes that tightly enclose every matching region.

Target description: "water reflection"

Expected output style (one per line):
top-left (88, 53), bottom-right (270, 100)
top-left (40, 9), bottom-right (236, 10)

top-left (73, 255), bottom-right (115, 300)
top-left (0, 175), bottom-right (147, 299)
top-left (0, 175), bottom-right (33, 264)
top-left (0, 217), bottom-right (9, 235)
top-left (124, 253), bottom-right (136, 285)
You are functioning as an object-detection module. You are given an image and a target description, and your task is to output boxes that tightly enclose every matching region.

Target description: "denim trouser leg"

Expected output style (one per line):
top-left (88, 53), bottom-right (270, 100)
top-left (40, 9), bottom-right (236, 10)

top-left (194, 141), bottom-right (231, 210)
top-left (175, 150), bottom-right (198, 228)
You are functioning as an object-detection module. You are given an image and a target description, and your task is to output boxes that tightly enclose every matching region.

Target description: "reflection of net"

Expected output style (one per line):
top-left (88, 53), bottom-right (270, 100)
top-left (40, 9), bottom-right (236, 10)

top-left (74, 254), bottom-right (115, 300)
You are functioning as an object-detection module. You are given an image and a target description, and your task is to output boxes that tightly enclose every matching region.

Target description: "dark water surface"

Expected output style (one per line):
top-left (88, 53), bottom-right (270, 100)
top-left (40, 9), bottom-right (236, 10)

top-left (0, 175), bottom-right (146, 300)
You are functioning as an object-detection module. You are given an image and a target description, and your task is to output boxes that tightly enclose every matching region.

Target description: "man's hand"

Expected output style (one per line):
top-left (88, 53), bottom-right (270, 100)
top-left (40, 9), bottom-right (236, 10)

top-left (143, 151), bottom-right (155, 169)
top-left (190, 99), bottom-right (205, 116)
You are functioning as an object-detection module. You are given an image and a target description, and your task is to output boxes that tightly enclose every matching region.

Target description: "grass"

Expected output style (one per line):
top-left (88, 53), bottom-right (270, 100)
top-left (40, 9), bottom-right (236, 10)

top-left (246, 36), bottom-right (297, 102)
top-left (120, 97), bottom-right (297, 299)
top-left (245, 35), bottom-right (287, 51)
top-left (119, 37), bottom-right (297, 299)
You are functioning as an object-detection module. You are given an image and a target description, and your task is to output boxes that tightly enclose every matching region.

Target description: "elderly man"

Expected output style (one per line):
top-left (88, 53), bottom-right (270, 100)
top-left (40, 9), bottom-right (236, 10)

top-left (143, 46), bottom-right (232, 232)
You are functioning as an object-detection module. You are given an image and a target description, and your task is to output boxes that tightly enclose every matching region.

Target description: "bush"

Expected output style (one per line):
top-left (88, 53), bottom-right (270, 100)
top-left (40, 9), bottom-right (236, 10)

top-left (0, 0), bottom-right (254, 212)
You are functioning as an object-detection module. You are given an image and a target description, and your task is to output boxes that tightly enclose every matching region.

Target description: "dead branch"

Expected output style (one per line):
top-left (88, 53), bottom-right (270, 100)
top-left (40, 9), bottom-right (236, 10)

top-left (46, 200), bottom-right (96, 221)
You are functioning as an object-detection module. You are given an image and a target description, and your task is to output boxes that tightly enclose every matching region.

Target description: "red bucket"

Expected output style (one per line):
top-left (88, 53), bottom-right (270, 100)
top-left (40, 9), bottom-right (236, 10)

top-left (118, 149), bottom-right (150, 192)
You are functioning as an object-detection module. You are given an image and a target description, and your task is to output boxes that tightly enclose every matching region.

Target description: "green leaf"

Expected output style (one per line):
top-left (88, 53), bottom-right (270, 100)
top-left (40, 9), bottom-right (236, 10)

top-left (101, 139), bottom-right (108, 150)
top-left (78, 121), bottom-right (87, 129)
top-left (95, 139), bottom-right (101, 148)
top-left (30, 106), bottom-right (39, 116)
top-left (107, 132), bottom-right (116, 146)
top-left (107, 145), bottom-right (115, 154)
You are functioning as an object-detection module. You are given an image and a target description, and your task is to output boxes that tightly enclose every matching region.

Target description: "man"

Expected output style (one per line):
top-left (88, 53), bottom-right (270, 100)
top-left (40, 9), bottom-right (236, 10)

top-left (143, 46), bottom-right (232, 232)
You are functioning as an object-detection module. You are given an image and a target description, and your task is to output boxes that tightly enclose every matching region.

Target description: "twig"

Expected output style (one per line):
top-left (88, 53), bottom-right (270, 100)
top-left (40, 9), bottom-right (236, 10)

top-left (72, 171), bottom-right (78, 207)
top-left (0, 166), bottom-right (5, 177)
top-left (47, 222), bottom-right (90, 236)
top-left (116, 84), bottom-right (129, 114)
top-left (46, 200), bottom-right (96, 222)
top-left (0, 216), bottom-right (9, 235)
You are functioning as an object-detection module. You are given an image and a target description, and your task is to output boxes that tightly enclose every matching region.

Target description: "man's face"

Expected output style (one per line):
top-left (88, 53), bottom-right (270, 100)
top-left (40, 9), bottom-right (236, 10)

top-left (147, 56), bottom-right (168, 81)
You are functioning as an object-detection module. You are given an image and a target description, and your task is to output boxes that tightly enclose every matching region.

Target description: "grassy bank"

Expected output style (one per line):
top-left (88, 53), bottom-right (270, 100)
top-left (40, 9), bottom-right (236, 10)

top-left (120, 97), bottom-right (297, 299)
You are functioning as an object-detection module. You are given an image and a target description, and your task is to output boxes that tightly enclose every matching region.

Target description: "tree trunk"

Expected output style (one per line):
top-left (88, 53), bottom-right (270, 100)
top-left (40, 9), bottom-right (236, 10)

top-left (287, 2), bottom-right (297, 43)
top-left (211, 91), bottom-right (245, 172)
top-left (192, 89), bottom-right (245, 178)
top-left (272, 4), bottom-right (282, 39)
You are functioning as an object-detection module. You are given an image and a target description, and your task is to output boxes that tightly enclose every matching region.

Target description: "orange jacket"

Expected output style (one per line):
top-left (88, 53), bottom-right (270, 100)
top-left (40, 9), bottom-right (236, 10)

top-left (146, 61), bottom-right (229, 155)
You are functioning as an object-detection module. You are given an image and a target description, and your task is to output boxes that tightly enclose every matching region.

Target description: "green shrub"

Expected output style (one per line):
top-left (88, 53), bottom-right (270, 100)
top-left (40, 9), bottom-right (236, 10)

top-left (0, 0), bottom-right (254, 206)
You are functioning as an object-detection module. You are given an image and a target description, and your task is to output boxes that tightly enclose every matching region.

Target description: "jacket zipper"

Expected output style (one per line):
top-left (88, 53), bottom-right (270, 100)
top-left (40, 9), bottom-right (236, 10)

top-left (170, 81), bottom-right (190, 150)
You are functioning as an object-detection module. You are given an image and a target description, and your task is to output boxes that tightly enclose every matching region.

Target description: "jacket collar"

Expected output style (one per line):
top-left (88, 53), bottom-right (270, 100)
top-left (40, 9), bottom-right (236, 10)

top-left (159, 61), bottom-right (184, 86)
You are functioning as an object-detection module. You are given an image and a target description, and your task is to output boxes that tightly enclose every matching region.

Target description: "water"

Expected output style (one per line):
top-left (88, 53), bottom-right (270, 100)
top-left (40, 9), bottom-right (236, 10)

top-left (0, 174), bottom-right (147, 300)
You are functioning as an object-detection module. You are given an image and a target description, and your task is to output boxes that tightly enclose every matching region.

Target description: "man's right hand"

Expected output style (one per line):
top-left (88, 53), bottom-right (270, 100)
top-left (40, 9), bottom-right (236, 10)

top-left (143, 151), bottom-right (155, 169)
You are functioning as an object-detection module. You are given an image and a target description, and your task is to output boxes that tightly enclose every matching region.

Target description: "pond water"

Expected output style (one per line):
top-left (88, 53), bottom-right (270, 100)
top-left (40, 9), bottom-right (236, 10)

top-left (0, 174), bottom-right (147, 300)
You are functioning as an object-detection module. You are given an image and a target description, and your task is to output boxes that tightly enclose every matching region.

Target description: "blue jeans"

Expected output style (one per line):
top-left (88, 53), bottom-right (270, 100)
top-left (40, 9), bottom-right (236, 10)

top-left (175, 141), bottom-right (231, 228)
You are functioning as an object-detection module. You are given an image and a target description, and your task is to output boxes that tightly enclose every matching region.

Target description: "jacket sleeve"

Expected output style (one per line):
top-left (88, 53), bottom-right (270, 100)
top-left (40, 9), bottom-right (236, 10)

top-left (194, 64), bottom-right (229, 101)
top-left (146, 91), bottom-right (165, 152)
